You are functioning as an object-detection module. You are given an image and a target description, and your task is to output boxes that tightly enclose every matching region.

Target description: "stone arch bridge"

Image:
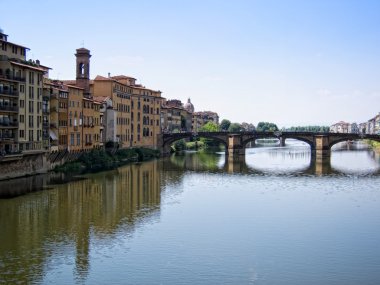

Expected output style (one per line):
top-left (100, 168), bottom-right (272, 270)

top-left (159, 131), bottom-right (380, 159)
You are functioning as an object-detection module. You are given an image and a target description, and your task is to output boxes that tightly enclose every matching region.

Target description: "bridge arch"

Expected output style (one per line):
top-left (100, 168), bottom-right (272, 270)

top-left (162, 132), bottom-right (228, 154)
top-left (282, 135), bottom-right (315, 150)
top-left (328, 137), bottom-right (380, 149)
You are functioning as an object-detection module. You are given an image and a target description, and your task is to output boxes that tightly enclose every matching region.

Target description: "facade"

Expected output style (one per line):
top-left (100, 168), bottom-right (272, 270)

top-left (91, 74), bottom-right (163, 148)
top-left (348, 123), bottom-right (359, 134)
top-left (161, 99), bottom-right (192, 133)
top-left (329, 121), bottom-right (350, 133)
top-left (192, 111), bottom-right (219, 132)
top-left (0, 30), bottom-right (50, 155)
top-left (375, 114), bottom-right (380, 135)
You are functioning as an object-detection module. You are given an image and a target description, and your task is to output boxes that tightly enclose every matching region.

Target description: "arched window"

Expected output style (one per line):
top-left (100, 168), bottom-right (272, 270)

top-left (79, 63), bottom-right (84, 76)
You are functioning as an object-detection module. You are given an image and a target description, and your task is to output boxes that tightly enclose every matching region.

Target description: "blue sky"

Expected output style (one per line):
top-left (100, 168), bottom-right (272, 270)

top-left (1, 0), bottom-right (379, 127)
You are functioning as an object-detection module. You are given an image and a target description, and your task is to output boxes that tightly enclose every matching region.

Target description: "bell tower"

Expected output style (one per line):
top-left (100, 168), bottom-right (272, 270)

top-left (75, 48), bottom-right (91, 98)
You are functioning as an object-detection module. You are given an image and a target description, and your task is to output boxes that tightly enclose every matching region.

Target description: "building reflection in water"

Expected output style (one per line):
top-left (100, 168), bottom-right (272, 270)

top-left (0, 160), bottom-right (162, 284)
top-left (1, 146), bottom-right (379, 283)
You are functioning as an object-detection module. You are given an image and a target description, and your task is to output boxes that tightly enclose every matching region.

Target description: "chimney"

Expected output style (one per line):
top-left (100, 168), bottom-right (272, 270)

top-left (108, 72), bottom-right (111, 78)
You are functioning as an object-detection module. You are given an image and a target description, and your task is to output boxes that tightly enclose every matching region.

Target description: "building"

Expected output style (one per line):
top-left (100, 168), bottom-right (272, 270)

top-left (329, 121), bottom-right (349, 133)
top-left (91, 74), bottom-right (163, 148)
top-left (192, 111), bottom-right (219, 132)
top-left (366, 117), bottom-right (376, 135)
top-left (375, 113), bottom-right (380, 135)
top-left (348, 123), bottom-right (359, 134)
top-left (161, 99), bottom-right (192, 133)
top-left (0, 30), bottom-right (50, 155)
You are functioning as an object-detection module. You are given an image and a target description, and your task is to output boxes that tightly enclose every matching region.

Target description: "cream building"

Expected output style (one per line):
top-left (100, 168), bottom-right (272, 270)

top-left (0, 30), bottom-right (50, 156)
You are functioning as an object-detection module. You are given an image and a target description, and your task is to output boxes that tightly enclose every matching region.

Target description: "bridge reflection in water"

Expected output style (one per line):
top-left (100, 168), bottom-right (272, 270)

top-left (0, 144), bottom-right (379, 284)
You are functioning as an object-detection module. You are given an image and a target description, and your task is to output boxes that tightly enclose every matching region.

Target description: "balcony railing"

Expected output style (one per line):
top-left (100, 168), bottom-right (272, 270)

top-left (0, 122), bottom-right (18, 127)
top-left (0, 89), bottom-right (19, 97)
top-left (0, 74), bottom-right (26, 82)
top-left (42, 122), bottom-right (49, 127)
top-left (0, 134), bottom-right (15, 140)
top-left (0, 105), bottom-right (18, 112)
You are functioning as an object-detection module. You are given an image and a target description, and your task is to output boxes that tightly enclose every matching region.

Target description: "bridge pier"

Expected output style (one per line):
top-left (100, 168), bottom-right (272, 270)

top-left (227, 135), bottom-right (245, 156)
top-left (313, 135), bottom-right (331, 162)
top-left (280, 137), bottom-right (286, 147)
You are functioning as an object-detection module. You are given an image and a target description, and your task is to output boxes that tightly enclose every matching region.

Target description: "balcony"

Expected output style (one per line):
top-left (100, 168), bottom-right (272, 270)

top-left (42, 121), bottom-right (49, 128)
top-left (0, 121), bottom-right (18, 128)
top-left (0, 105), bottom-right (18, 113)
top-left (0, 89), bottom-right (19, 97)
top-left (0, 134), bottom-right (15, 140)
top-left (50, 122), bottom-right (58, 129)
top-left (0, 74), bottom-right (26, 82)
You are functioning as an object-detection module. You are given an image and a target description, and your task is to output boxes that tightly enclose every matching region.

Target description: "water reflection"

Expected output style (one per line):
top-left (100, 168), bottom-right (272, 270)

top-left (0, 144), bottom-right (380, 284)
top-left (0, 160), bottom-right (161, 284)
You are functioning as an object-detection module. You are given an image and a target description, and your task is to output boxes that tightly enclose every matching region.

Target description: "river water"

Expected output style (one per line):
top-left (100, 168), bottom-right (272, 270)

top-left (1, 140), bottom-right (380, 284)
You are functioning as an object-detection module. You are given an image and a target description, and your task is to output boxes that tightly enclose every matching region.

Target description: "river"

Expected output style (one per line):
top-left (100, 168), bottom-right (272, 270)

top-left (1, 140), bottom-right (380, 284)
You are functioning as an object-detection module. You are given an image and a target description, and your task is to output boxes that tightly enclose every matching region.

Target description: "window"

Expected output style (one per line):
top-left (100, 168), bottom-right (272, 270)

top-left (77, 133), bottom-right (80, 146)
top-left (28, 102), bottom-right (34, 113)
top-left (19, 100), bottom-right (25, 108)
top-left (29, 86), bottom-right (34, 99)
top-left (20, 115), bottom-right (24, 123)
top-left (20, 85), bottom-right (25, 93)
top-left (29, 130), bottom-right (33, 141)
top-left (19, 129), bottom-right (24, 138)
top-left (29, 72), bottom-right (34, 85)
top-left (28, 115), bottom-right (34, 128)
top-left (70, 134), bottom-right (74, 145)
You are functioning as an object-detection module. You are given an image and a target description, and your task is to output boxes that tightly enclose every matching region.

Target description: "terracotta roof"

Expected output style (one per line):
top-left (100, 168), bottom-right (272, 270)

top-left (111, 75), bottom-right (136, 80)
top-left (61, 80), bottom-right (77, 85)
top-left (94, 75), bottom-right (114, 81)
top-left (93, 96), bottom-right (110, 103)
top-left (66, 84), bottom-right (84, 90)
top-left (10, 61), bottom-right (49, 72)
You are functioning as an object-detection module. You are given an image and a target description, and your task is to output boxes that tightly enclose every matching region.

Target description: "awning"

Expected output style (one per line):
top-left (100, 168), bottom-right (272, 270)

top-left (49, 130), bottom-right (58, 141)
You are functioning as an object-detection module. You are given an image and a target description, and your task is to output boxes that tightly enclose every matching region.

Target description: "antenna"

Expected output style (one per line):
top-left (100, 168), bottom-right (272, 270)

top-left (81, 40), bottom-right (85, 48)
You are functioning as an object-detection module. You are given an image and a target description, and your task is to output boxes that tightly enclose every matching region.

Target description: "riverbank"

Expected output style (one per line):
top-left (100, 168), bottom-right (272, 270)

top-left (54, 147), bottom-right (161, 174)
top-left (367, 140), bottom-right (380, 153)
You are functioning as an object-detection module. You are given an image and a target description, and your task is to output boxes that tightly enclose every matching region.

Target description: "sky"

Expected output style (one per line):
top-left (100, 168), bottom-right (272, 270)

top-left (1, 0), bottom-right (379, 127)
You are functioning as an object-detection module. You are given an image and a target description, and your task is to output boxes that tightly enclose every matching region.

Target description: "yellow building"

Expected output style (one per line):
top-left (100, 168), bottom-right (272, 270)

top-left (0, 30), bottom-right (50, 155)
top-left (92, 75), bottom-right (162, 149)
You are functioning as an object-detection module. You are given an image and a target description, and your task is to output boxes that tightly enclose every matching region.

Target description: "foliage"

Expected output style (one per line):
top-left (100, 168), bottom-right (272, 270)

top-left (220, 119), bottom-right (231, 131)
top-left (180, 115), bottom-right (187, 130)
top-left (185, 140), bottom-right (205, 150)
top-left (228, 123), bottom-right (242, 132)
top-left (79, 149), bottom-right (114, 171)
top-left (173, 139), bottom-right (187, 151)
top-left (199, 121), bottom-right (220, 132)
top-left (55, 147), bottom-right (160, 174)
top-left (256, 122), bottom-right (278, 132)
top-left (283, 126), bottom-right (330, 132)
top-left (54, 162), bottom-right (83, 174)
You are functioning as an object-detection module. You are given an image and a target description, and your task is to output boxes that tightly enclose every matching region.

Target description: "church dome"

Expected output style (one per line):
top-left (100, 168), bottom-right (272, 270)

top-left (184, 98), bottom-right (194, 113)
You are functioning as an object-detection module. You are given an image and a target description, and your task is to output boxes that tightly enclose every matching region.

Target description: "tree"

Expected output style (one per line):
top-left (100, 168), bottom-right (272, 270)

top-left (199, 121), bottom-right (220, 132)
top-left (256, 122), bottom-right (278, 132)
top-left (228, 123), bottom-right (242, 132)
top-left (220, 119), bottom-right (231, 131)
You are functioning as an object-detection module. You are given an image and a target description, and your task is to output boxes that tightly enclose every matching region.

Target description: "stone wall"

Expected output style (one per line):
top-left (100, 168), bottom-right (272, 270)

top-left (0, 152), bottom-right (49, 181)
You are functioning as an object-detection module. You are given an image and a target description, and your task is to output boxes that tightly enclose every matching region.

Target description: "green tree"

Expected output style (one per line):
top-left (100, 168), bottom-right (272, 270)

top-left (256, 122), bottom-right (278, 132)
top-left (199, 121), bottom-right (220, 132)
top-left (228, 123), bottom-right (242, 132)
top-left (220, 119), bottom-right (231, 131)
